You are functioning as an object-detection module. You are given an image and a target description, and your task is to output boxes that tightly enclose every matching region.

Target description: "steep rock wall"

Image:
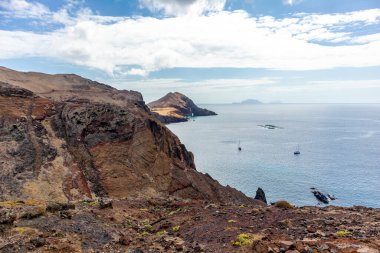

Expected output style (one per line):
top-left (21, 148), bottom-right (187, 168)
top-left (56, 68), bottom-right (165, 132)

top-left (0, 70), bottom-right (256, 205)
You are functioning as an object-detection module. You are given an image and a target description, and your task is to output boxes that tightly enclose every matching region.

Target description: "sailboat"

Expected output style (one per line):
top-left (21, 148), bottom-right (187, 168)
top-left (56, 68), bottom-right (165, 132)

top-left (238, 140), bottom-right (242, 151)
top-left (294, 145), bottom-right (300, 155)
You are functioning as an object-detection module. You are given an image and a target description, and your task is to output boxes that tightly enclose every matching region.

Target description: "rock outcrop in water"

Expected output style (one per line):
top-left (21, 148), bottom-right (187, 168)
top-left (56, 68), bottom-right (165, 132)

top-left (310, 188), bottom-right (336, 204)
top-left (148, 92), bottom-right (217, 123)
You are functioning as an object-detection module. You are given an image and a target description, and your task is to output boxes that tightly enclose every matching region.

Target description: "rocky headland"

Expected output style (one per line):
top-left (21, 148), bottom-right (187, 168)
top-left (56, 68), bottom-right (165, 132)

top-left (0, 66), bottom-right (250, 205)
top-left (148, 92), bottom-right (217, 124)
top-left (0, 67), bottom-right (379, 253)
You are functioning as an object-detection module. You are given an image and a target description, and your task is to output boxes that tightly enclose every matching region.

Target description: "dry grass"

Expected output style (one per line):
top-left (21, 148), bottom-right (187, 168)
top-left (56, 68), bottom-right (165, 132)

top-left (274, 200), bottom-right (294, 209)
top-left (151, 107), bottom-right (183, 118)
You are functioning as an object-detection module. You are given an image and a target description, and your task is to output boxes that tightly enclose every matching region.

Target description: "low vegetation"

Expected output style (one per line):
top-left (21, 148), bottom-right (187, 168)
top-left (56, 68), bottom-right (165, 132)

top-left (273, 200), bottom-right (294, 209)
top-left (232, 233), bottom-right (258, 247)
top-left (172, 225), bottom-right (180, 232)
top-left (336, 230), bottom-right (353, 236)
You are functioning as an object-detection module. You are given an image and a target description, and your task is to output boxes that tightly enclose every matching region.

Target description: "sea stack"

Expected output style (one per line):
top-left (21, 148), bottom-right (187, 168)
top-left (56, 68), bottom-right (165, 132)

top-left (254, 187), bottom-right (267, 204)
top-left (148, 92), bottom-right (217, 123)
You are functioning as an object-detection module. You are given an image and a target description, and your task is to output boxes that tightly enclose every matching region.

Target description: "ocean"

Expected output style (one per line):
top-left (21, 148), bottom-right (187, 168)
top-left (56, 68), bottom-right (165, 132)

top-left (167, 104), bottom-right (380, 208)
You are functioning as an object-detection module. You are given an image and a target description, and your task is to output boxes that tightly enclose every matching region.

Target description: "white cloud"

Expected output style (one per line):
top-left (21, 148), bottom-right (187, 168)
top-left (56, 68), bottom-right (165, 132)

top-left (257, 9), bottom-right (380, 43)
top-left (139, 0), bottom-right (226, 16)
top-left (124, 68), bottom-right (149, 77)
top-left (283, 0), bottom-right (303, 6)
top-left (0, 30), bottom-right (53, 58)
top-left (0, 0), bottom-right (50, 19)
top-left (1, 6), bottom-right (380, 75)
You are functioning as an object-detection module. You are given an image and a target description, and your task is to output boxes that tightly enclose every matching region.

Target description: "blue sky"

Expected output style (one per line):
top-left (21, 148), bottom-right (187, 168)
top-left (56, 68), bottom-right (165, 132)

top-left (1, 0), bottom-right (380, 103)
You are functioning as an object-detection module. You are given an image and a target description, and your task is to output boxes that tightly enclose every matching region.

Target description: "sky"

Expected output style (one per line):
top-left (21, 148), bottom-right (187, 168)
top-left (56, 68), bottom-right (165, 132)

top-left (1, 0), bottom-right (380, 103)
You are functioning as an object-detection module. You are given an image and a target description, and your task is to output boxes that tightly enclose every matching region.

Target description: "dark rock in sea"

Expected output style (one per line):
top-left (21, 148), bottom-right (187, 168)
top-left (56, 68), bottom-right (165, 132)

top-left (254, 187), bottom-right (267, 204)
top-left (258, 124), bottom-right (283, 129)
top-left (311, 189), bottom-right (329, 204)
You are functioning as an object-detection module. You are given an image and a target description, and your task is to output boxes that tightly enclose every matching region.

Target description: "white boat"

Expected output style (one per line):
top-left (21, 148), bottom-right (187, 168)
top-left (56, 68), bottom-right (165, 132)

top-left (294, 145), bottom-right (300, 155)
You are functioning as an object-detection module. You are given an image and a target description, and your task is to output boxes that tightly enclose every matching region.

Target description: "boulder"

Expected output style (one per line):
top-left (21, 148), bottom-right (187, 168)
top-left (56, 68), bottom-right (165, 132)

top-left (254, 187), bottom-right (267, 204)
top-left (311, 190), bottom-right (329, 204)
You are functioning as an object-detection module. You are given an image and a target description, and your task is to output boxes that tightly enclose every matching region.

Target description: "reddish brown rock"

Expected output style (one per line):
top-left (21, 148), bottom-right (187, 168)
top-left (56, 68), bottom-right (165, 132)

top-left (0, 67), bottom-right (256, 205)
top-left (148, 92), bottom-right (217, 123)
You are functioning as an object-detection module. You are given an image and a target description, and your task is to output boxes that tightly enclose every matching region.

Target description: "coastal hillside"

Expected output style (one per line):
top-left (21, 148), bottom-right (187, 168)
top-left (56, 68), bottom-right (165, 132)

top-left (0, 67), bottom-right (253, 205)
top-left (148, 92), bottom-right (217, 123)
top-left (0, 67), bottom-right (378, 252)
top-left (0, 67), bottom-right (143, 107)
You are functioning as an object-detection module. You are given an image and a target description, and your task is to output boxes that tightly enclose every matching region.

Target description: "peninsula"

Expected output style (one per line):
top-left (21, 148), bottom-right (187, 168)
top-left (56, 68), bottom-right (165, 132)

top-left (148, 92), bottom-right (217, 123)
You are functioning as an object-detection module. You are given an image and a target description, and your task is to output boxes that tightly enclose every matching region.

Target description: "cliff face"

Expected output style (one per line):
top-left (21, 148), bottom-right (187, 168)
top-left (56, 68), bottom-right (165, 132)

top-left (148, 92), bottom-right (217, 123)
top-left (0, 67), bottom-right (253, 205)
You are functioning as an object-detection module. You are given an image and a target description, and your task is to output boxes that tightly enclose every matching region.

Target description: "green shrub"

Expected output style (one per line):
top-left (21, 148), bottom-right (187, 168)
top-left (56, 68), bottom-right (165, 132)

top-left (143, 224), bottom-right (153, 232)
top-left (156, 230), bottom-right (167, 236)
top-left (336, 230), bottom-right (352, 236)
top-left (232, 233), bottom-right (257, 247)
top-left (172, 225), bottom-right (180, 232)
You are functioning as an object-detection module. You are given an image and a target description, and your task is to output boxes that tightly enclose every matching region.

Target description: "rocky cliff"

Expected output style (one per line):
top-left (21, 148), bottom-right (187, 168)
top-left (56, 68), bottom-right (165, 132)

top-left (0, 67), bottom-right (253, 205)
top-left (148, 92), bottom-right (217, 123)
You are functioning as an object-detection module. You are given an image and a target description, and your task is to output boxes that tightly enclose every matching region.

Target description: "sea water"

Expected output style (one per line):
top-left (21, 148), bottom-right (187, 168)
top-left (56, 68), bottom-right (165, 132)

top-left (167, 104), bottom-right (380, 207)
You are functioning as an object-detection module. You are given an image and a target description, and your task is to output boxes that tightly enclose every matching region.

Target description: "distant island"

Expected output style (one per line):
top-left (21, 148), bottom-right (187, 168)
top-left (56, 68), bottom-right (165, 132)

top-left (148, 92), bottom-right (217, 124)
top-left (233, 98), bottom-right (263, 104)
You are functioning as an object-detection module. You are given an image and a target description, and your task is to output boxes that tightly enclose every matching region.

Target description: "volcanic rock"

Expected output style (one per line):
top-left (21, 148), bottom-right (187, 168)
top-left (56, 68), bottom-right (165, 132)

top-left (311, 189), bottom-right (329, 204)
top-left (254, 187), bottom-right (267, 204)
top-left (148, 92), bottom-right (216, 123)
top-left (0, 66), bottom-right (254, 205)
